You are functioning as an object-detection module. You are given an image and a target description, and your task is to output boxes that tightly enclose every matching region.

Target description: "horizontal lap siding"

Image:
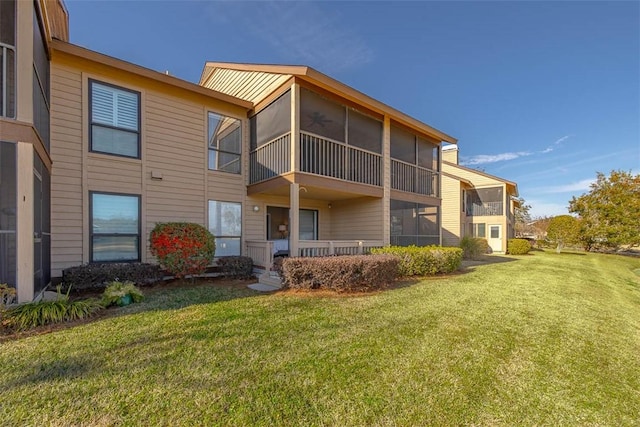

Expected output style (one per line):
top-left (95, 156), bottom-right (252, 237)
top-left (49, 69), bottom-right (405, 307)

top-left (441, 174), bottom-right (462, 247)
top-left (50, 64), bottom-right (83, 276)
top-left (330, 197), bottom-right (383, 241)
top-left (50, 56), bottom-right (250, 276)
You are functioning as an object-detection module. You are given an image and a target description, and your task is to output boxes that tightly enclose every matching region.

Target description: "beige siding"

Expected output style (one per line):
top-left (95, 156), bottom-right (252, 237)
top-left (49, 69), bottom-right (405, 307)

top-left (50, 59), bottom-right (249, 277)
top-left (50, 64), bottom-right (84, 276)
top-left (441, 174), bottom-right (462, 247)
top-left (330, 197), bottom-right (383, 241)
top-left (442, 163), bottom-right (503, 187)
top-left (202, 69), bottom-right (291, 104)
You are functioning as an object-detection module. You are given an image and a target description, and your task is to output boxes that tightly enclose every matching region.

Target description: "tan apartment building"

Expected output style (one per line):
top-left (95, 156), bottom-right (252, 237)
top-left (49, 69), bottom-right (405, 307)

top-left (441, 145), bottom-right (519, 253)
top-left (2, 0), bottom-right (521, 300)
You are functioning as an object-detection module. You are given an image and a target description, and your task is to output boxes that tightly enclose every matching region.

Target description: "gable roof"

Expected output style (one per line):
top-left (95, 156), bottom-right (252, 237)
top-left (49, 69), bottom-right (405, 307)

top-left (50, 41), bottom-right (253, 110)
top-left (442, 160), bottom-right (519, 196)
top-left (200, 62), bottom-right (457, 144)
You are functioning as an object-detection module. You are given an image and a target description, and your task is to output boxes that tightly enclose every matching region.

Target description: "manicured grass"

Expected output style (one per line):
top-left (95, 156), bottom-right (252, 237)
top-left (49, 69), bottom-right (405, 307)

top-left (1, 251), bottom-right (639, 425)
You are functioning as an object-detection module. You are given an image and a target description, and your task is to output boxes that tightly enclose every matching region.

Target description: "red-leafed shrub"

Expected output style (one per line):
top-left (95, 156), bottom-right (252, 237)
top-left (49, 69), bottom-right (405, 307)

top-left (281, 255), bottom-right (400, 292)
top-left (150, 222), bottom-right (215, 279)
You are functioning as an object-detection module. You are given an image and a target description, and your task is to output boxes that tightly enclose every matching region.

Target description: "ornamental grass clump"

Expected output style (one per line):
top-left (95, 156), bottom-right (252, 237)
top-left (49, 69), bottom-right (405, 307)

top-left (3, 286), bottom-right (102, 331)
top-left (150, 222), bottom-right (215, 279)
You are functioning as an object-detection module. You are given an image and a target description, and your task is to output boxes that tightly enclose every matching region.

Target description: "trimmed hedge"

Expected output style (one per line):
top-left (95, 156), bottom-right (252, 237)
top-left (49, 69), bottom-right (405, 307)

top-left (62, 263), bottom-right (163, 290)
top-left (218, 256), bottom-right (254, 279)
top-left (507, 238), bottom-right (532, 255)
top-left (281, 255), bottom-right (400, 292)
top-left (371, 246), bottom-right (462, 276)
top-left (460, 236), bottom-right (491, 260)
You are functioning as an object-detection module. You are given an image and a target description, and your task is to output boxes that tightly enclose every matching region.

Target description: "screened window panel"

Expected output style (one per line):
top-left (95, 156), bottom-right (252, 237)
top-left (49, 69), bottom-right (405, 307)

top-left (253, 90), bottom-right (291, 149)
top-left (92, 236), bottom-right (139, 262)
top-left (92, 194), bottom-right (139, 234)
top-left (0, 0), bottom-right (15, 46)
top-left (300, 88), bottom-right (346, 142)
top-left (476, 187), bottom-right (503, 203)
top-left (417, 137), bottom-right (438, 170)
top-left (1, 48), bottom-right (16, 118)
top-left (92, 126), bottom-right (139, 158)
top-left (390, 199), bottom-right (440, 247)
top-left (390, 125), bottom-right (416, 163)
top-left (347, 109), bottom-right (382, 153)
top-left (0, 142), bottom-right (16, 286)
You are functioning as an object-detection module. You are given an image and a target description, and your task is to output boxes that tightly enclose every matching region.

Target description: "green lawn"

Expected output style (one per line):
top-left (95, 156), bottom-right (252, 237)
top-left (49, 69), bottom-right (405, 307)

top-left (1, 251), bottom-right (639, 426)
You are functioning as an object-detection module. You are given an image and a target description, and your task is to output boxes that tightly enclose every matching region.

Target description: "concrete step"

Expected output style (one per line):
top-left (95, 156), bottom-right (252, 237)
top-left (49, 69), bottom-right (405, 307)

top-left (259, 272), bottom-right (282, 288)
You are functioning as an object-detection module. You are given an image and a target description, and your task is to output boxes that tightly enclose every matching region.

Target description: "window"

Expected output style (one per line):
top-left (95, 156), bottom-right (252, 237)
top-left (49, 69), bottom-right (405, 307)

top-left (0, 142), bottom-right (16, 285)
top-left (0, 0), bottom-right (16, 118)
top-left (208, 201), bottom-right (241, 256)
top-left (299, 209), bottom-right (318, 240)
top-left (471, 223), bottom-right (486, 238)
top-left (90, 80), bottom-right (140, 158)
top-left (90, 192), bottom-right (140, 262)
top-left (208, 112), bottom-right (241, 174)
top-left (490, 225), bottom-right (500, 239)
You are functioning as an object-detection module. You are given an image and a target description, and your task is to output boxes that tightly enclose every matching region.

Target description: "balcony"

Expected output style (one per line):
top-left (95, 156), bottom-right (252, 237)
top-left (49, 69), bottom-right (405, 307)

top-left (466, 201), bottom-right (503, 216)
top-left (391, 159), bottom-right (439, 197)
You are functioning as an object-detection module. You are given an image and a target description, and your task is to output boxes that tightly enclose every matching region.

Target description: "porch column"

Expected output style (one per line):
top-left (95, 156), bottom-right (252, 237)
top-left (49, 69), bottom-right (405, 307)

top-left (16, 142), bottom-right (34, 303)
top-left (382, 116), bottom-right (391, 246)
top-left (291, 83), bottom-right (300, 173)
top-left (289, 183), bottom-right (300, 257)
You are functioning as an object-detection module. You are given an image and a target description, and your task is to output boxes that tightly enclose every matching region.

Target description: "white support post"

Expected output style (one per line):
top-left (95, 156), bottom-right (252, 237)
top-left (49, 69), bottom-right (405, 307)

top-left (328, 241), bottom-right (334, 255)
top-left (383, 116), bottom-right (391, 246)
top-left (16, 142), bottom-right (34, 303)
top-left (289, 183), bottom-right (300, 257)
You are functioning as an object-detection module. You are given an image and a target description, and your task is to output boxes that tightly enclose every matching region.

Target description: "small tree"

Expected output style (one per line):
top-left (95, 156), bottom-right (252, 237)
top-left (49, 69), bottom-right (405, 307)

top-left (547, 215), bottom-right (580, 253)
top-left (569, 170), bottom-right (640, 250)
top-left (514, 197), bottom-right (532, 237)
top-left (150, 222), bottom-right (215, 279)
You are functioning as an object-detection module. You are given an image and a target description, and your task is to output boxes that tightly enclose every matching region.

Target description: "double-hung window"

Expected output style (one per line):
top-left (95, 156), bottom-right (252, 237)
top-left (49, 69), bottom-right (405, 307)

top-left (90, 80), bottom-right (140, 158)
top-left (90, 192), bottom-right (141, 262)
top-left (208, 112), bottom-right (241, 174)
top-left (208, 201), bottom-right (241, 256)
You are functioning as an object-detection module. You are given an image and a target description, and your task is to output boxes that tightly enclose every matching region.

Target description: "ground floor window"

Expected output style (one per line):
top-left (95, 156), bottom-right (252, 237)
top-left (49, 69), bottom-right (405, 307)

top-left (90, 192), bottom-right (141, 262)
top-left (208, 201), bottom-right (242, 256)
top-left (390, 199), bottom-right (439, 246)
top-left (469, 223), bottom-right (486, 238)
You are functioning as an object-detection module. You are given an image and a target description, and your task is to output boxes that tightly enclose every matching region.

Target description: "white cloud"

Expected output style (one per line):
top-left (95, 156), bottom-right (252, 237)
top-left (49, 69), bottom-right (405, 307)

top-left (544, 178), bottom-right (595, 194)
top-left (461, 151), bottom-right (532, 166)
top-left (553, 134), bottom-right (573, 145)
top-left (208, 2), bottom-right (373, 74)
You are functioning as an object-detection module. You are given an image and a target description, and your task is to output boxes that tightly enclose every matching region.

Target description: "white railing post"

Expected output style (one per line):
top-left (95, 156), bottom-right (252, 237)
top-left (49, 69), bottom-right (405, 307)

top-left (329, 241), bottom-right (334, 255)
top-left (358, 241), bottom-right (363, 254)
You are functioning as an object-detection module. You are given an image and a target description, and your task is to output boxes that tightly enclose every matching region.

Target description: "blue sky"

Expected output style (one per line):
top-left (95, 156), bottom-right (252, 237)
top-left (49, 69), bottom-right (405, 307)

top-left (65, 0), bottom-right (639, 218)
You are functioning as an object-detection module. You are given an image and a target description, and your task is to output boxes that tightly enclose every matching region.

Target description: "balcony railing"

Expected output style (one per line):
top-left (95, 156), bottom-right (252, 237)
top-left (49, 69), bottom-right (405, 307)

top-left (300, 132), bottom-right (382, 187)
top-left (391, 159), bottom-right (439, 197)
top-left (249, 133), bottom-right (291, 184)
top-left (466, 201), bottom-right (503, 216)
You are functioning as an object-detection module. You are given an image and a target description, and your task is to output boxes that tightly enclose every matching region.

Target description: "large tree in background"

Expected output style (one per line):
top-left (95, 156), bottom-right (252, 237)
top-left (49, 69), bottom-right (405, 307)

top-left (513, 197), bottom-right (532, 237)
top-left (569, 170), bottom-right (640, 249)
top-left (547, 215), bottom-right (580, 253)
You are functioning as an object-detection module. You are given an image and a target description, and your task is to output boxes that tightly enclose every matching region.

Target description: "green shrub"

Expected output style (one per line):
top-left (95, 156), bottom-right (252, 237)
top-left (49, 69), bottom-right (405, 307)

top-left (3, 286), bottom-right (102, 331)
top-left (62, 263), bottom-right (163, 290)
top-left (101, 281), bottom-right (144, 308)
top-left (460, 237), bottom-right (490, 260)
top-left (150, 222), bottom-right (215, 279)
top-left (281, 255), bottom-right (400, 292)
top-left (371, 246), bottom-right (462, 276)
top-left (218, 256), bottom-right (253, 279)
top-left (507, 238), bottom-right (532, 255)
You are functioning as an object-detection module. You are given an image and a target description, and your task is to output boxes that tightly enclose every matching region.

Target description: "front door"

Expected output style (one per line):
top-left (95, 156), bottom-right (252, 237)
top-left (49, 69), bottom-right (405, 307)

top-left (488, 224), bottom-right (502, 253)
